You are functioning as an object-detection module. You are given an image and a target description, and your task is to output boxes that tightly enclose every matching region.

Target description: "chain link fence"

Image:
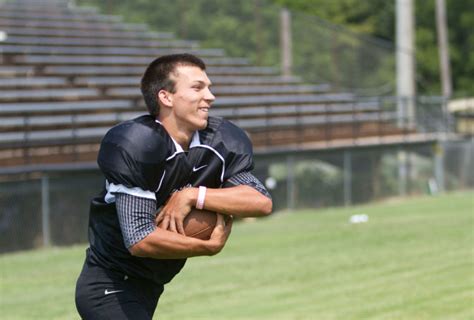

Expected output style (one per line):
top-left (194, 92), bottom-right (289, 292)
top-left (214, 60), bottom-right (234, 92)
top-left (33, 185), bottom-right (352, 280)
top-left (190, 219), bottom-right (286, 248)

top-left (0, 171), bottom-right (102, 253)
top-left (256, 140), bottom-right (473, 212)
top-left (1, 138), bottom-right (472, 253)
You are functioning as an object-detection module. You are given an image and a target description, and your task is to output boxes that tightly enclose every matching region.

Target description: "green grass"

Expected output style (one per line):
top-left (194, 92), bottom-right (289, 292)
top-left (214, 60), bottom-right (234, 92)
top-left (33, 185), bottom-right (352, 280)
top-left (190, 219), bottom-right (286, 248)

top-left (1, 191), bottom-right (473, 319)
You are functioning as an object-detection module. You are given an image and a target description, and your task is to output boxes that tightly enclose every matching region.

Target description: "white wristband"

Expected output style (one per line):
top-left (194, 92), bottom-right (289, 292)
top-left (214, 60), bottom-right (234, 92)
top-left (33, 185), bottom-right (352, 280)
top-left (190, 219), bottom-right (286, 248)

top-left (196, 186), bottom-right (207, 210)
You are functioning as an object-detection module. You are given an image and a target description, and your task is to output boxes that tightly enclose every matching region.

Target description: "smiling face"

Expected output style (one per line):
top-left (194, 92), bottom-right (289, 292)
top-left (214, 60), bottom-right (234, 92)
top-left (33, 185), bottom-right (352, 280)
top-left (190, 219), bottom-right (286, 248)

top-left (158, 65), bottom-right (215, 134)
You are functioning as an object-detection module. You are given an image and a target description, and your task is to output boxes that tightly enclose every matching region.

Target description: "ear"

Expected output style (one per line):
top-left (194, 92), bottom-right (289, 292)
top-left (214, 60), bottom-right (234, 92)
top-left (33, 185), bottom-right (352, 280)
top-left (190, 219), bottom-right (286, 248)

top-left (157, 89), bottom-right (173, 108)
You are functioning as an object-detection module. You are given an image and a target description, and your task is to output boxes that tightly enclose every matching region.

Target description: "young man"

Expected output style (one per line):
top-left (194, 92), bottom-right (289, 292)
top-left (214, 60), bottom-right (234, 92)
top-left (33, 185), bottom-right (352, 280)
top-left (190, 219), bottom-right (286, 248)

top-left (75, 53), bottom-right (272, 319)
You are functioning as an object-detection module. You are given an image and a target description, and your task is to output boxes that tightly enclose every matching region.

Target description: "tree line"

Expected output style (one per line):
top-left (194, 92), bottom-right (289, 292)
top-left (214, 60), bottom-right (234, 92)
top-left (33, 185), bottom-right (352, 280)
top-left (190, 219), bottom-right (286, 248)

top-left (78, 0), bottom-right (472, 97)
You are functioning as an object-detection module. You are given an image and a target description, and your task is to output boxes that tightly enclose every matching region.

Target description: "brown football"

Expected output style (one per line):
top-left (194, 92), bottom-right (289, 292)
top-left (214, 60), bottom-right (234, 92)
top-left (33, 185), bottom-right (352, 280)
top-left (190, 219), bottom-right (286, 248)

top-left (183, 208), bottom-right (218, 240)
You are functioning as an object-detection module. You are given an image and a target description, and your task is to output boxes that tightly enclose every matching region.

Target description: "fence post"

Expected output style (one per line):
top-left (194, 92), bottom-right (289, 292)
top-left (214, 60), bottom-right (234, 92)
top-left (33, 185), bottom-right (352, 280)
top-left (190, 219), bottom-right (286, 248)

top-left (435, 0), bottom-right (452, 99)
top-left (343, 150), bottom-right (352, 206)
top-left (434, 142), bottom-right (445, 192)
top-left (398, 148), bottom-right (408, 196)
top-left (286, 155), bottom-right (296, 210)
top-left (280, 7), bottom-right (292, 77)
top-left (41, 174), bottom-right (51, 247)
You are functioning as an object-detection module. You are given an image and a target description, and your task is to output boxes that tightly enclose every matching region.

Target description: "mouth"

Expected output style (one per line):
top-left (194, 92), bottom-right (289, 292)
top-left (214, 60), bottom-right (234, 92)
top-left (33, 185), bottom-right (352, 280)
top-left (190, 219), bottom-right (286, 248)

top-left (198, 107), bottom-right (210, 114)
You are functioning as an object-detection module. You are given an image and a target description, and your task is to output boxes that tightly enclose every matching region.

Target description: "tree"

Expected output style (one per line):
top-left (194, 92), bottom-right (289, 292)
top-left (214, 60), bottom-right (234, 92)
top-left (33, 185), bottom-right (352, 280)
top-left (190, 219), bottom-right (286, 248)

top-left (78, 0), bottom-right (473, 96)
top-left (271, 0), bottom-right (473, 96)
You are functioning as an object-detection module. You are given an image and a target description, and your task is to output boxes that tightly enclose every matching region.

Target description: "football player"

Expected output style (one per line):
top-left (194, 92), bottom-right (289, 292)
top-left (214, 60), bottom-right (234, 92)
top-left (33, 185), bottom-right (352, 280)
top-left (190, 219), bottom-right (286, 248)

top-left (75, 53), bottom-right (273, 319)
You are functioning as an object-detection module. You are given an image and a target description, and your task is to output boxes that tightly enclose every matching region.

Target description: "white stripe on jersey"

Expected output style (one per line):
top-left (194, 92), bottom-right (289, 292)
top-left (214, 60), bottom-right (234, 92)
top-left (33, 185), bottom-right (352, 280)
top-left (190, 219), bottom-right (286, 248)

top-left (105, 180), bottom-right (156, 203)
top-left (155, 170), bottom-right (166, 193)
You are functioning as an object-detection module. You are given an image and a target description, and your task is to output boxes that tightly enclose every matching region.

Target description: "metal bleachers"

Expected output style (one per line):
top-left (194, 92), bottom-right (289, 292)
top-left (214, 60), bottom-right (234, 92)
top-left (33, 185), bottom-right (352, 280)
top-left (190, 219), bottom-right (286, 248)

top-left (2, 44), bottom-right (226, 57)
top-left (0, 88), bottom-right (101, 102)
top-left (37, 65), bottom-right (278, 76)
top-left (1, 26), bottom-right (175, 40)
top-left (105, 85), bottom-right (333, 99)
top-left (0, 100), bottom-right (135, 114)
top-left (4, 35), bottom-right (199, 49)
top-left (0, 76), bottom-right (69, 88)
top-left (0, 0), bottom-right (406, 167)
top-left (11, 55), bottom-right (249, 66)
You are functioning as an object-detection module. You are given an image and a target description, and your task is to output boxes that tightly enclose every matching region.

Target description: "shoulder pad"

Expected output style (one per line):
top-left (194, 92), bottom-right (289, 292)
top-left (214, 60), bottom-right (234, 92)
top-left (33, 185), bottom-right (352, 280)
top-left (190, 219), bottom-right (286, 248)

top-left (220, 118), bottom-right (253, 155)
top-left (208, 118), bottom-right (254, 179)
top-left (98, 115), bottom-right (169, 191)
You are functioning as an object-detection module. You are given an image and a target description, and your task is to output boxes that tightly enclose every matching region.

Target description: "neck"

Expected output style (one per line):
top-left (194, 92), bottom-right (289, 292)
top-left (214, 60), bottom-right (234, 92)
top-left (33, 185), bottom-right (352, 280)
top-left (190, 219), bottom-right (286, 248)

top-left (159, 116), bottom-right (194, 151)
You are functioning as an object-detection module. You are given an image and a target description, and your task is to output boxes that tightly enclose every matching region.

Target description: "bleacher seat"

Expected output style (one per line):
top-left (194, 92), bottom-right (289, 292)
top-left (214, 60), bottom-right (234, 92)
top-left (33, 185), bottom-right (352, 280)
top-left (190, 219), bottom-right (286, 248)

top-left (4, 35), bottom-right (199, 48)
top-left (0, 77), bottom-right (68, 88)
top-left (2, 45), bottom-right (226, 57)
top-left (11, 55), bottom-right (249, 66)
top-left (0, 88), bottom-right (100, 102)
top-left (1, 26), bottom-right (174, 40)
top-left (73, 75), bottom-right (304, 87)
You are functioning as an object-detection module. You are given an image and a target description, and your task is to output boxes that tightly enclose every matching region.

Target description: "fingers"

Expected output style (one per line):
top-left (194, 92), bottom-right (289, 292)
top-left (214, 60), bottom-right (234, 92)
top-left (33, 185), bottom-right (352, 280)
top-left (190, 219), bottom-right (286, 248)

top-left (212, 214), bottom-right (233, 236)
top-left (159, 215), bottom-right (170, 230)
top-left (169, 216), bottom-right (177, 233)
top-left (223, 214), bottom-right (233, 225)
top-left (215, 213), bottom-right (225, 227)
top-left (176, 220), bottom-right (186, 235)
top-left (156, 189), bottom-right (193, 233)
top-left (224, 216), bottom-right (233, 232)
top-left (155, 212), bottom-right (164, 226)
top-left (222, 215), bottom-right (233, 238)
top-left (210, 214), bottom-right (224, 238)
top-left (156, 210), bottom-right (186, 235)
top-left (168, 215), bottom-right (186, 235)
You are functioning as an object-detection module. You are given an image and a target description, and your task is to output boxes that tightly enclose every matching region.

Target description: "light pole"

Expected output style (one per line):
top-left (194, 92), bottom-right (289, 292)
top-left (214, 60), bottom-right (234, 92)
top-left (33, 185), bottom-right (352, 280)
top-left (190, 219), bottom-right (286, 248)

top-left (396, 0), bottom-right (415, 128)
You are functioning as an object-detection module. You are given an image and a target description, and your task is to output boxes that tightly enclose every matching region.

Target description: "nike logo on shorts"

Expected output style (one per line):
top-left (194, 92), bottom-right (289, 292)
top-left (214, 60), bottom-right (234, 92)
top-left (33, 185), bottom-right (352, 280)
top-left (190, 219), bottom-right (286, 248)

top-left (104, 289), bottom-right (124, 295)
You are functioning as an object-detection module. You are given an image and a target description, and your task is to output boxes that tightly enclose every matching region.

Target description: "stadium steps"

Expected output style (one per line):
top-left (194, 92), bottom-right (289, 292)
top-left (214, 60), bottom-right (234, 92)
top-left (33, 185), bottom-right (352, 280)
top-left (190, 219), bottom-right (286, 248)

top-left (0, 76), bottom-right (307, 89)
top-left (74, 75), bottom-right (305, 87)
top-left (0, 99), bottom-right (384, 131)
top-left (0, 0), bottom-right (406, 167)
top-left (0, 9), bottom-right (125, 23)
top-left (0, 76), bottom-right (69, 89)
top-left (3, 35), bottom-right (200, 49)
top-left (0, 16), bottom-right (150, 32)
top-left (0, 86), bottom-right (335, 102)
top-left (1, 45), bottom-right (226, 58)
top-left (0, 26), bottom-right (175, 40)
top-left (9, 55), bottom-right (250, 67)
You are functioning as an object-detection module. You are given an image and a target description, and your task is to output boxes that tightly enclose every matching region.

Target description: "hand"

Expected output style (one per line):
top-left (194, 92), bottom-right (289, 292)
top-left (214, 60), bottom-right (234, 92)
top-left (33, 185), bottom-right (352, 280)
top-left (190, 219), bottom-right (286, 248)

top-left (156, 188), bottom-right (196, 235)
top-left (207, 214), bottom-right (233, 255)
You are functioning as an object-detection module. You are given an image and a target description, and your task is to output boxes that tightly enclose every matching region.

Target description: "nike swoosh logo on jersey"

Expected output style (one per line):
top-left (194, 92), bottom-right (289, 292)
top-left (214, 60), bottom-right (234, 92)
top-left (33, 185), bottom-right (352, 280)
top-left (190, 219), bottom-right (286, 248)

top-left (104, 289), bottom-right (124, 295)
top-left (192, 165), bottom-right (208, 172)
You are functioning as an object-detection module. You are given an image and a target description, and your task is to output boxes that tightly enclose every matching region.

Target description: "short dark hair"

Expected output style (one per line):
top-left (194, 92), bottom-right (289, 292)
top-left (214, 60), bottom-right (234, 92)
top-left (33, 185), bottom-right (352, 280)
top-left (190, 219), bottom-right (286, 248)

top-left (140, 53), bottom-right (207, 117)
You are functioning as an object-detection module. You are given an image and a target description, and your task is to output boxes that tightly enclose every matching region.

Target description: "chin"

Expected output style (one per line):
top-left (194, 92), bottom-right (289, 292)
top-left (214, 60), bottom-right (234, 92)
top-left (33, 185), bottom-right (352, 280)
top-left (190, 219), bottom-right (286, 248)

top-left (197, 119), bottom-right (208, 130)
top-left (188, 119), bottom-right (207, 131)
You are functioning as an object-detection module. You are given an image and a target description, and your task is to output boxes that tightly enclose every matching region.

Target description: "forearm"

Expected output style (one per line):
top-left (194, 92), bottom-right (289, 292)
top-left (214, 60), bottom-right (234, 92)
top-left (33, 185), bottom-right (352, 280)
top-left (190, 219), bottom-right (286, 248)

top-left (129, 227), bottom-right (217, 259)
top-left (188, 185), bottom-right (272, 218)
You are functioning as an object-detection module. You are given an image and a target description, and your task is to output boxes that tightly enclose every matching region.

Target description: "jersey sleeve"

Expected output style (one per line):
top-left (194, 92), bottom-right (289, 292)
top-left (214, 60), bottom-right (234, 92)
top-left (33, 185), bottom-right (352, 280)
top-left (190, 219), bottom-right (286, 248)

top-left (97, 116), bottom-right (168, 198)
top-left (211, 119), bottom-right (254, 180)
top-left (115, 193), bottom-right (157, 248)
top-left (223, 171), bottom-right (272, 198)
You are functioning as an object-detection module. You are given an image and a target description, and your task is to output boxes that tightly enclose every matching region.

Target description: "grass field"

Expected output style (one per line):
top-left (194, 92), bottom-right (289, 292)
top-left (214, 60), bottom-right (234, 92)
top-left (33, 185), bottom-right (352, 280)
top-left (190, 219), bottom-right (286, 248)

top-left (1, 191), bottom-right (473, 319)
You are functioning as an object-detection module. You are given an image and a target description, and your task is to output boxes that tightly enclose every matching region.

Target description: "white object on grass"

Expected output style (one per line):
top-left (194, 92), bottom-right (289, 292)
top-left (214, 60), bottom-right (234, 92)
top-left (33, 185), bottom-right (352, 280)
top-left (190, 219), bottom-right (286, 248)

top-left (349, 214), bottom-right (369, 224)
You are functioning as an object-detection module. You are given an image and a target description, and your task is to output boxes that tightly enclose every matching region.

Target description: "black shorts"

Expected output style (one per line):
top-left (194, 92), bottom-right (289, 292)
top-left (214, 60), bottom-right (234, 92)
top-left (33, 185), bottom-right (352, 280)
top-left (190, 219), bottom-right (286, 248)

top-left (75, 260), bottom-right (164, 320)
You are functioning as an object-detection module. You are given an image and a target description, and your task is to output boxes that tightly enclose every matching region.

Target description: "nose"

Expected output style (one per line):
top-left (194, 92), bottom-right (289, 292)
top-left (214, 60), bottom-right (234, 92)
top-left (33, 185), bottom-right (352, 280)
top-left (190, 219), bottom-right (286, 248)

top-left (204, 87), bottom-right (215, 104)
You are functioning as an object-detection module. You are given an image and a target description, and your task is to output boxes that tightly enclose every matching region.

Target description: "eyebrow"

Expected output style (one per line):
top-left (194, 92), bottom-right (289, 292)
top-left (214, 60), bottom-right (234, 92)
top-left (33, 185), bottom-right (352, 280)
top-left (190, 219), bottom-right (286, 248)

top-left (192, 80), bottom-right (212, 86)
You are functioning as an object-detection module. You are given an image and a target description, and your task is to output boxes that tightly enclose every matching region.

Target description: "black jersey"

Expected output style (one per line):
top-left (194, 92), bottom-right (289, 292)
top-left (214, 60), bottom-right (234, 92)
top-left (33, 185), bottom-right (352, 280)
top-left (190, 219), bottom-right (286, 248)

top-left (86, 115), bottom-right (254, 285)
